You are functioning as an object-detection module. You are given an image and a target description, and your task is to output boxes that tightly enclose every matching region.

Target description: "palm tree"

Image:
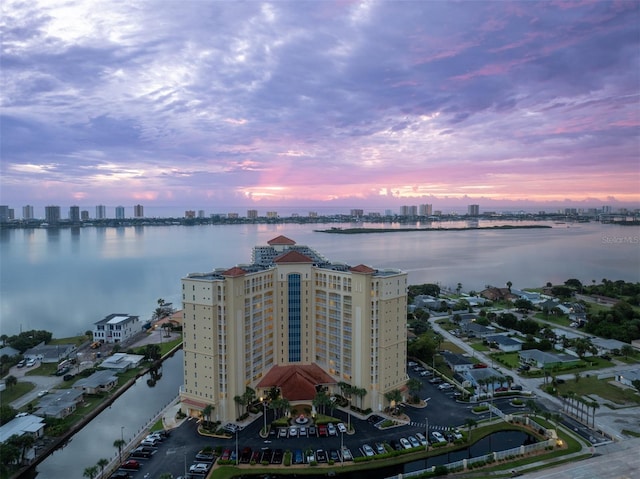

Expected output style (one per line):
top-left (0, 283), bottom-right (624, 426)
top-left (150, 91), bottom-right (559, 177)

top-left (242, 386), bottom-right (256, 413)
top-left (96, 458), bottom-right (109, 478)
top-left (456, 283), bottom-right (462, 296)
top-left (202, 404), bottom-right (214, 426)
top-left (465, 418), bottom-right (477, 442)
top-left (233, 395), bottom-right (245, 419)
top-left (506, 281), bottom-right (512, 292)
top-left (83, 465), bottom-right (99, 479)
top-left (406, 378), bottom-right (422, 400)
top-left (5, 375), bottom-right (17, 389)
top-left (113, 438), bottom-right (126, 464)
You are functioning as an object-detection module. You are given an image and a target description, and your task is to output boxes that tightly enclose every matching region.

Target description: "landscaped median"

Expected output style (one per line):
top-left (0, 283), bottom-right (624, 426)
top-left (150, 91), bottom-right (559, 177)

top-left (207, 418), bottom-right (587, 479)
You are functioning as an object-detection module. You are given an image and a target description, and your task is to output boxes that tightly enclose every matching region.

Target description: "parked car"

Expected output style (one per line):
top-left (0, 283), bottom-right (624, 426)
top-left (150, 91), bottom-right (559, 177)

top-left (408, 436), bottom-right (420, 448)
top-left (327, 423), bottom-right (337, 436)
top-left (140, 439), bottom-right (157, 447)
top-left (299, 426), bottom-right (307, 436)
top-left (129, 447), bottom-right (152, 459)
top-left (289, 425), bottom-right (298, 437)
top-left (189, 463), bottom-right (211, 475)
top-left (308, 426), bottom-right (317, 436)
top-left (318, 425), bottom-right (328, 437)
top-left (278, 427), bottom-right (287, 438)
top-left (431, 431), bottom-right (445, 443)
top-left (362, 444), bottom-right (375, 457)
top-left (26, 358), bottom-right (36, 367)
top-left (420, 370), bottom-right (432, 377)
top-left (306, 450), bottom-right (315, 463)
top-left (293, 449), bottom-right (304, 464)
top-left (510, 385), bottom-right (523, 391)
top-left (428, 377), bottom-right (443, 384)
top-left (374, 442), bottom-right (385, 454)
top-left (407, 361), bottom-right (417, 367)
top-left (438, 382), bottom-right (453, 391)
top-left (337, 422), bottom-right (347, 433)
top-left (37, 390), bottom-right (48, 397)
top-left (316, 449), bottom-right (327, 462)
top-left (63, 373), bottom-right (75, 381)
top-left (329, 449), bottom-right (340, 462)
top-left (195, 450), bottom-right (215, 462)
top-left (452, 429), bottom-right (463, 440)
top-left (109, 472), bottom-right (131, 479)
top-left (473, 362), bottom-right (488, 369)
top-left (416, 432), bottom-right (427, 446)
top-left (341, 447), bottom-right (353, 461)
top-left (120, 460), bottom-right (140, 470)
top-left (16, 359), bottom-right (26, 368)
top-left (399, 437), bottom-right (411, 449)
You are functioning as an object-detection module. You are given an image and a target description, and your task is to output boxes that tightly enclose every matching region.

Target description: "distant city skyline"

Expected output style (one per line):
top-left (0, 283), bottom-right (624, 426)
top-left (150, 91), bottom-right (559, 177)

top-left (1, 1), bottom-right (638, 210)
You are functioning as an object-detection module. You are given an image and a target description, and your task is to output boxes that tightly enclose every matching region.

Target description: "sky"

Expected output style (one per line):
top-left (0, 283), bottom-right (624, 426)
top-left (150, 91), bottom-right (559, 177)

top-left (1, 0), bottom-right (639, 216)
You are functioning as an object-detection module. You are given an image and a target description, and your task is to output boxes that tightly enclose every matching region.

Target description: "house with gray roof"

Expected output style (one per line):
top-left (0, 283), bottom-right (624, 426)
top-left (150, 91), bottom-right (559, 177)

top-left (73, 370), bottom-right (118, 394)
top-left (440, 351), bottom-right (474, 372)
top-left (100, 352), bottom-right (144, 371)
top-left (459, 319), bottom-right (495, 338)
top-left (462, 367), bottom-right (507, 390)
top-left (0, 346), bottom-right (20, 359)
top-left (93, 313), bottom-right (140, 344)
top-left (519, 349), bottom-right (579, 369)
top-left (486, 334), bottom-right (522, 353)
top-left (616, 369), bottom-right (640, 388)
top-left (36, 389), bottom-right (84, 419)
top-left (0, 414), bottom-right (45, 444)
top-left (24, 342), bottom-right (76, 363)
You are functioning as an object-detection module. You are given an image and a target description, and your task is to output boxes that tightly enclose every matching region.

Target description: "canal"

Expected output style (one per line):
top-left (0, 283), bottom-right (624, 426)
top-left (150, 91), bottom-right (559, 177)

top-left (36, 349), bottom-right (184, 479)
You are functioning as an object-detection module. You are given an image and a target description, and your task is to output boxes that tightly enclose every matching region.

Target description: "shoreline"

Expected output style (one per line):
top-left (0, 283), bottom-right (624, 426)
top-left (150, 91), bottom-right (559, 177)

top-left (316, 224), bottom-right (553, 234)
top-left (13, 341), bottom-right (184, 479)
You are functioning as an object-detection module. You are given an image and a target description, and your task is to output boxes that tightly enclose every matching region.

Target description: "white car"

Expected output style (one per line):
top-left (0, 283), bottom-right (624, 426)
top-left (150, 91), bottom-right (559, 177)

top-left (26, 358), bottom-right (36, 367)
top-left (289, 426), bottom-right (298, 436)
top-left (399, 437), bottom-right (411, 449)
top-left (341, 447), bottom-right (353, 461)
top-left (362, 444), bottom-right (375, 456)
top-left (189, 463), bottom-right (211, 474)
top-left (337, 422), bottom-right (347, 433)
top-left (408, 435), bottom-right (420, 448)
top-left (416, 432), bottom-right (427, 446)
top-left (37, 390), bottom-right (48, 397)
top-left (327, 423), bottom-right (337, 436)
top-left (438, 382), bottom-right (453, 391)
top-left (431, 431), bottom-right (446, 443)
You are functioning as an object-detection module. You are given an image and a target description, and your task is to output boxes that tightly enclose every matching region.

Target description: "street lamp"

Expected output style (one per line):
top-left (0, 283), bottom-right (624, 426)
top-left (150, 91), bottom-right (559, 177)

top-left (425, 417), bottom-right (429, 452)
top-left (235, 429), bottom-right (239, 466)
top-left (340, 431), bottom-right (344, 466)
top-left (261, 397), bottom-right (268, 436)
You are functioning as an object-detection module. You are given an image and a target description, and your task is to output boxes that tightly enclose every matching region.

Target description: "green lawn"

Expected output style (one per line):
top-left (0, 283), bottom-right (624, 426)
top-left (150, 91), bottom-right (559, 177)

top-left (49, 335), bottom-right (88, 346)
top-left (0, 382), bottom-right (35, 405)
top-left (25, 362), bottom-right (58, 376)
top-left (555, 376), bottom-right (640, 405)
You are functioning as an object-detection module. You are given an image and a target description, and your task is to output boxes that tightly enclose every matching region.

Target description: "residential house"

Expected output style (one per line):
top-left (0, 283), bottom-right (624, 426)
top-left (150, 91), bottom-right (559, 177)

top-left (591, 338), bottom-right (628, 356)
top-left (486, 334), bottom-right (522, 353)
top-left (519, 349), bottom-right (580, 369)
top-left (0, 414), bottom-right (45, 445)
top-left (616, 369), bottom-right (640, 388)
top-left (24, 342), bottom-right (76, 363)
top-left (463, 367), bottom-right (506, 391)
top-left (35, 389), bottom-right (84, 419)
top-left (99, 353), bottom-right (144, 371)
top-left (480, 287), bottom-right (518, 302)
top-left (73, 370), bottom-right (118, 394)
top-left (93, 313), bottom-right (140, 344)
top-left (0, 346), bottom-right (20, 359)
top-left (459, 319), bottom-right (495, 339)
top-left (440, 351), bottom-right (474, 373)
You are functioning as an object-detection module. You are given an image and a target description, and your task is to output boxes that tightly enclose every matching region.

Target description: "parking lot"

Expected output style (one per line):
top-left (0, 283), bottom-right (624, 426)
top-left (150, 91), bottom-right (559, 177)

top-left (108, 363), bottom-right (526, 478)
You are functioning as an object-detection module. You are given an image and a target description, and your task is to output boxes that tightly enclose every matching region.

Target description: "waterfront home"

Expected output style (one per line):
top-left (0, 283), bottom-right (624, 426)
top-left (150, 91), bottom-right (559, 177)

top-left (93, 313), bottom-right (140, 344)
top-left (35, 389), bottom-right (84, 419)
top-left (616, 369), bottom-right (640, 388)
top-left (0, 414), bottom-right (45, 444)
top-left (73, 370), bottom-right (118, 394)
top-left (100, 352), bottom-right (144, 371)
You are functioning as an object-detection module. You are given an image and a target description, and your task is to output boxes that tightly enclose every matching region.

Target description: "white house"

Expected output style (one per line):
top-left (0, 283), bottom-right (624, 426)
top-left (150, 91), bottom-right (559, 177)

top-left (93, 313), bottom-right (140, 344)
top-left (0, 414), bottom-right (45, 444)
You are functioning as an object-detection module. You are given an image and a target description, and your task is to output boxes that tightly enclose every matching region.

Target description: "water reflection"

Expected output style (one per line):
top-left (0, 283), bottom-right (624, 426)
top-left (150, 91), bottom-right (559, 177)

top-left (36, 350), bottom-right (183, 479)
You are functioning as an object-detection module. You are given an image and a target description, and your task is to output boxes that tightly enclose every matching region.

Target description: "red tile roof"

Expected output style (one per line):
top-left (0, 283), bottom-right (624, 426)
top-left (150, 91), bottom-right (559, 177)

top-left (222, 266), bottom-right (247, 277)
top-left (257, 364), bottom-right (336, 401)
top-left (349, 264), bottom-right (376, 274)
top-left (182, 397), bottom-right (208, 410)
top-left (274, 250), bottom-right (314, 264)
top-left (267, 235), bottom-right (296, 246)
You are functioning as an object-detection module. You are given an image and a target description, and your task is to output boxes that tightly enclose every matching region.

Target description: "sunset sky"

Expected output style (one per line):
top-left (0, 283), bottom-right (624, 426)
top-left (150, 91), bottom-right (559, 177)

top-left (1, 0), bottom-right (639, 215)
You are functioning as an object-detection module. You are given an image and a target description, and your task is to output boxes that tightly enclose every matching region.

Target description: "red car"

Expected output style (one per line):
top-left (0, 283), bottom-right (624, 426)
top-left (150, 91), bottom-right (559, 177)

top-left (318, 425), bottom-right (328, 437)
top-left (121, 459), bottom-right (140, 470)
top-left (495, 387), bottom-right (509, 392)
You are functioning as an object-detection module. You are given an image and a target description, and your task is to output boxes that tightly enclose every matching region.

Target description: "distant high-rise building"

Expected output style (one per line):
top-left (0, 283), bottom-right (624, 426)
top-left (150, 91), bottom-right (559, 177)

top-left (308, 211), bottom-right (318, 218)
top-left (22, 205), bottom-right (34, 220)
top-left (96, 205), bottom-right (106, 219)
top-left (384, 209), bottom-right (393, 216)
top-left (69, 206), bottom-right (81, 222)
top-left (115, 206), bottom-right (125, 219)
top-left (350, 209), bottom-right (364, 217)
top-left (45, 205), bottom-right (61, 224)
top-left (247, 209), bottom-right (258, 219)
top-left (266, 211), bottom-right (278, 218)
top-left (228, 212), bottom-right (239, 219)
top-left (0, 205), bottom-right (9, 223)
top-left (134, 204), bottom-right (144, 218)
top-left (419, 204), bottom-right (433, 216)
top-left (400, 205), bottom-right (417, 216)
top-left (81, 210), bottom-right (90, 221)
top-left (185, 210), bottom-right (196, 218)
top-left (467, 204), bottom-right (480, 216)
top-left (198, 210), bottom-right (205, 218)
top-left (602, 205), bottom-right (612, 214)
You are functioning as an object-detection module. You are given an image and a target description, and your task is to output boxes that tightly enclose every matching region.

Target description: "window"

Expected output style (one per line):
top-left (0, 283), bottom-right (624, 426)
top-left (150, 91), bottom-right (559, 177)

top-left (288, 273), bottom-right (301, 362)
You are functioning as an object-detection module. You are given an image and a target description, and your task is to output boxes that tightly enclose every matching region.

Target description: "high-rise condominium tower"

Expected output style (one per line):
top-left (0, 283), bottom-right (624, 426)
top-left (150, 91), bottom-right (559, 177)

top-left (180, 236), bottom-right (408, 423)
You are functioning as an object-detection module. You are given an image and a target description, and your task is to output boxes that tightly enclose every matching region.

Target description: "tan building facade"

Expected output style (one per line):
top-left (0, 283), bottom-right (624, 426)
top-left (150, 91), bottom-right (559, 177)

top-left (179, 236), bottom-right (408, 423)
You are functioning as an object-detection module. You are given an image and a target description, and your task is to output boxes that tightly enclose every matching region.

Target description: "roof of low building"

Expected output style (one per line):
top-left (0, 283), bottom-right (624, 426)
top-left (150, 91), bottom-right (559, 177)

top-left (274, 250), bottom-right (314, 264)
top-left (74, 370), bottom-right (118, 389)
top-left (0, 414), bottom-right (45, 443)
top-left (257, 364), bottom-right (336, 401)
top-left (268, 235), bottom-right (297, 246)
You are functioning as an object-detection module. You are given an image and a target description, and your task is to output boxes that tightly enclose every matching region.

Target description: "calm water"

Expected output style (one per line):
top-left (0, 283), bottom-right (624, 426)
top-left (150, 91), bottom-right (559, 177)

top-left (36, 349), bottom-right (183, 478)
top-left (1, 221), bottom-right (638, 337)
